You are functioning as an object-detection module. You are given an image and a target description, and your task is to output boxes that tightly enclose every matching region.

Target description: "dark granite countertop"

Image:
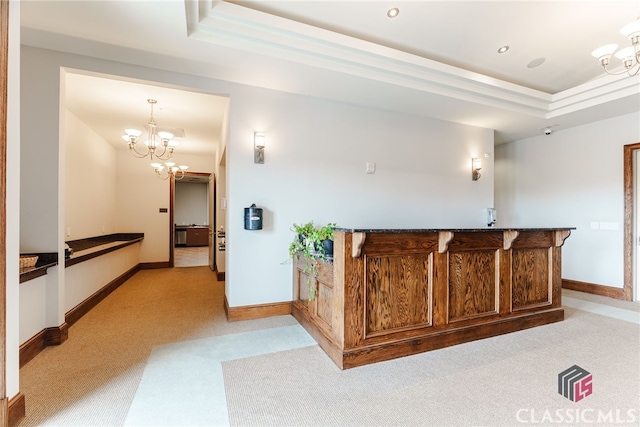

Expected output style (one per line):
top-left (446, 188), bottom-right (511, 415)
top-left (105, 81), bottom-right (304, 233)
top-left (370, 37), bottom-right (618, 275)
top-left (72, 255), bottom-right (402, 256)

top-left (19, 252), bottom-right (58, 284)
top-left (65, 233), bottom-right (144, 268)
top-left (334, 227), bottom-right (575, 233)
top-left (66, 233), bottom-right (144, 252)
top-left (21, 233), bottom-right (145, 282)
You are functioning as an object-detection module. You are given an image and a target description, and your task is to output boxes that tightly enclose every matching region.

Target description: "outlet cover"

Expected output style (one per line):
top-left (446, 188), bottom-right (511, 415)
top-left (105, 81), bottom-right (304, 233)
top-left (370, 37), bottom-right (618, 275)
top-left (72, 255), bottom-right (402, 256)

top-left (366, 162), bottom-right (376, 174)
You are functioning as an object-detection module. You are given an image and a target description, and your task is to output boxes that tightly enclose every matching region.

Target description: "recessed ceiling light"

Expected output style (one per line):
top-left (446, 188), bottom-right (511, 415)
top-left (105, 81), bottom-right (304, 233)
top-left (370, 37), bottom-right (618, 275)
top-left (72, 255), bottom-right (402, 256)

top-left (387, 8), bottom-right (399, 18)
top-left (497, 46), bottom-right (509, 54)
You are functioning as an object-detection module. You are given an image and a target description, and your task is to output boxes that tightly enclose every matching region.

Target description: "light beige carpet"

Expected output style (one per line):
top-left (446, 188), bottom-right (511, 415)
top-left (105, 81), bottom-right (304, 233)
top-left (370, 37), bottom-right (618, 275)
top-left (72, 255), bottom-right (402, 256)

top-left (223, 306), bottom-right (640, 426)
top-left (17, 267), bottom-right (297, 426)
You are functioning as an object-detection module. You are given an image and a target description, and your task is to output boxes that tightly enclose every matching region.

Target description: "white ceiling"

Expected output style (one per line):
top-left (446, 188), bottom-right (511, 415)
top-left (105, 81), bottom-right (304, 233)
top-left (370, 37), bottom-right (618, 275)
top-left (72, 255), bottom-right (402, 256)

top-left (232, 0), bottom-right (636, 94)
top-left (64, 72), bottom-right (228, 157)
top-left (20, 0), bottom-right (640, 148)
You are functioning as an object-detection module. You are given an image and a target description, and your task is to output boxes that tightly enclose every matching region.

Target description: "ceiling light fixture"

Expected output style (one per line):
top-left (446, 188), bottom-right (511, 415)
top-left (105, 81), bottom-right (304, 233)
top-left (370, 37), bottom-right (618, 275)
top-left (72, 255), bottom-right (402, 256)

top-left (387, 8), bottom-right (399, 18)
top-left (497, 46), bottom-right (509, 54)
top-left (151, 161), bottom-right (189, 181)
top-left (591, 17), bottom-right (640, 76)
top-left (122, 99), bottom-right (178, 161)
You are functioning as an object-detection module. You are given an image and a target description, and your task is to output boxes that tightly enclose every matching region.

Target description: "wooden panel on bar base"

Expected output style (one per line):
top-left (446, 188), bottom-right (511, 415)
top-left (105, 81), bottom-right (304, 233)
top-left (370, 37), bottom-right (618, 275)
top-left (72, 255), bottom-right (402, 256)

top-left (292, 228), bottom-right (572, 369)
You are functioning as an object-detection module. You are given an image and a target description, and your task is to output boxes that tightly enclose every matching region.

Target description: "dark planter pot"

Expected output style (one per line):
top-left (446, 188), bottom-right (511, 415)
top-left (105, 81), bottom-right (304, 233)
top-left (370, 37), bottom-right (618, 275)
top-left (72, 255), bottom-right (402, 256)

top-left (322, 239), bottom-right (334, 258)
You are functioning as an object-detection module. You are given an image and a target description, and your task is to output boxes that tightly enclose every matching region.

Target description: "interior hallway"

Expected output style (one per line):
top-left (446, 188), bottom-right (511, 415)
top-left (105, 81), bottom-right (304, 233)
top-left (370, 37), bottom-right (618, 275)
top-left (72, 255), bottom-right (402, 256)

top-left (17, 266), bottom-right (297, 426)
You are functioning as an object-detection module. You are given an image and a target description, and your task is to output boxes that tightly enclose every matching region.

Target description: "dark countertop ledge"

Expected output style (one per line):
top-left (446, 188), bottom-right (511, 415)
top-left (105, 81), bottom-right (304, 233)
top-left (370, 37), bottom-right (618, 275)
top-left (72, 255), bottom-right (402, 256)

top-left (20, 233), bottom-right (145, 283)
top-left (66, 233), bottom-right (144, 252)
top-left (335, 227), bottom-right (575, 233)
top-left (65, 233), bottom-right (144, 268)
top-left (19, 252), bottom-right (58, 284)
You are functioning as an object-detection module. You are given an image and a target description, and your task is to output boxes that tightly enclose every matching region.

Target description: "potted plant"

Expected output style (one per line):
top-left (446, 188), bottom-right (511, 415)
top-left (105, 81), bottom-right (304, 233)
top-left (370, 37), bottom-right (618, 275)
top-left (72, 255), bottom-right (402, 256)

top-left (288, 221), bottom-right (315, 260)
top-left (310, 222), bottom-right (337, 259)
top-left (288, 221), bottom-right (337, 301)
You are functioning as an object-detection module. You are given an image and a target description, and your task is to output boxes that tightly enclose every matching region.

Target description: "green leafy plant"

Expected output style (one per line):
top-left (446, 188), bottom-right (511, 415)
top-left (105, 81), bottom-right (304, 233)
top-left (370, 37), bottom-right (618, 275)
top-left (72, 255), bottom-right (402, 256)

top-left (288, 221), bottom-right (337, 300)
top-left (288, 221), bottom-right (315, 259)
top-left (314, 222), bottom-right (337, 243)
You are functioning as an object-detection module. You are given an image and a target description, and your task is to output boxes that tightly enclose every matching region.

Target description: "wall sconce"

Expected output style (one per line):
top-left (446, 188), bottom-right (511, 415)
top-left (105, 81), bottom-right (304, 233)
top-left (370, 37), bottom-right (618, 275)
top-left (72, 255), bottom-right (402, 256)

top-left (254, 132), bottom-right (265, 164)
top-left (472, 158), bottom-right (482, 181)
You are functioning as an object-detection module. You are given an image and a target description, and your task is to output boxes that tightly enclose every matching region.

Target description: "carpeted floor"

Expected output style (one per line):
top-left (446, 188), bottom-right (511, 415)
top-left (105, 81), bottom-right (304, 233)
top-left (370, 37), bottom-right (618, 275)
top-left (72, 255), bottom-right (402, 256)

top-left (17, 267), bottom-right (297, 426)
top-left (17, 266), bottom-right (640, 426)
top-left (223, 307), bottom-right (639, 426)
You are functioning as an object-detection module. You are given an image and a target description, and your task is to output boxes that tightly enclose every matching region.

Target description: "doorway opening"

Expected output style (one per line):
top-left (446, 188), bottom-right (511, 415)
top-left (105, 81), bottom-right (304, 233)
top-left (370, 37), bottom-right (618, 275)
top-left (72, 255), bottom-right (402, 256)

top-left (170, 172), bottom-right (215, 269)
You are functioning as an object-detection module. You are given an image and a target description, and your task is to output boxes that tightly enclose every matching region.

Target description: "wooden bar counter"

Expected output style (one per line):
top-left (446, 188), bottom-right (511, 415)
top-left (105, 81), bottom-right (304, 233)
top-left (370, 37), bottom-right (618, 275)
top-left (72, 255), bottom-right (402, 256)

top-left (292, 227), bottom-right (573, 369)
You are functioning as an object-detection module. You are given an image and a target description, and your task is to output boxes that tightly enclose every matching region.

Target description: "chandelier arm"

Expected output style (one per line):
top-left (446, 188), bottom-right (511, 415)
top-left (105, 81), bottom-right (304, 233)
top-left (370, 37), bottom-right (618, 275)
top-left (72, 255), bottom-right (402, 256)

top-left (154, 147), bottom-right (173, 161)
top-left (602, 64), bottom-right (636, 76)
top-left (129, 144), bottom-right (150, 158)
top-left (155, 169), bottom-right (170, 180)
top-left (175, 169), bottom-right (185, 181)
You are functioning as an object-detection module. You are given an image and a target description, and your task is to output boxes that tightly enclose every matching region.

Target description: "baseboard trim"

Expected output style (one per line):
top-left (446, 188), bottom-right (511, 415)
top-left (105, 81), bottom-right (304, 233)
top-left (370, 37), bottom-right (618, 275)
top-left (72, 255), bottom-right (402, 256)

top-left (66, 264), bottom-right (140, 327)
top-left (8, 393), bottom-right (25, 427)
top-left (19, 323), bottom-right (69, 368)
top-left (139, 261), bottom-right (171, 270)
top-left (19, 329), bottom-right (46, 368)
top-left (217, 271), bottom-right (225, 281)
top-left (45, 322), bottom-right (69, 346)
top-left (562, 279), bottom-right (627, 300)
top-left (224, 296), bottom-right (292, 321)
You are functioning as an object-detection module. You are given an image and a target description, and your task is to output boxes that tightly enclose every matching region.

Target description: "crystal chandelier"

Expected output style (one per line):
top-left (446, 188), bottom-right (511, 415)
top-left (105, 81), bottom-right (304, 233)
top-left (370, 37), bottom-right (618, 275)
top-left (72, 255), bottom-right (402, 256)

top-left (592, 18), bottom-right (640, 76)
top-left (122, 99), bottom-right (178, 160)
top-left (151, 161), bottom-right (189, 181)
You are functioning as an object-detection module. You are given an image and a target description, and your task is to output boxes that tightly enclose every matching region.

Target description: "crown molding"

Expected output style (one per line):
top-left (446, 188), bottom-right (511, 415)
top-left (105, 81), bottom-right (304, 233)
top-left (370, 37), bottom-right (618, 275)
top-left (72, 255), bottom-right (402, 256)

top-left (188, 1), bottom-right (551, 117)
top-left (187, 1), bottom-right (637, 122)
top-left (549, 73), bottom-right (640, 119)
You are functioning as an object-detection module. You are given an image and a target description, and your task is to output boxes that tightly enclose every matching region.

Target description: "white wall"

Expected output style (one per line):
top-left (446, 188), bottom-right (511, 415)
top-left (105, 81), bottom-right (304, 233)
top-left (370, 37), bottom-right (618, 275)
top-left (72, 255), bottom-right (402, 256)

top-left (19, 275), bottom-right (47, 345)
top-left (114, 150), bottom-right (216, 262)
top-left (114, 150), bottom-right (171, 262)
top-left (20, 49), bottom-right (60, 253)
top-left (226, 86), bottom-right (494, 306)
top-left (20, 46), bottom-right (494, 310)
top-left (495, 113), bottom-right (640, 288)
top-left (175, 182), bottom-right (208, 226)
top-left (65, 244), bottom-right (139, 312)
top-left (6, 0), bottom-right (21, 400)
top-left (65, 110), bottom-right (117, 239)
